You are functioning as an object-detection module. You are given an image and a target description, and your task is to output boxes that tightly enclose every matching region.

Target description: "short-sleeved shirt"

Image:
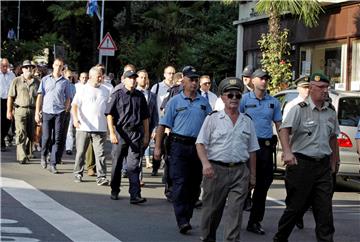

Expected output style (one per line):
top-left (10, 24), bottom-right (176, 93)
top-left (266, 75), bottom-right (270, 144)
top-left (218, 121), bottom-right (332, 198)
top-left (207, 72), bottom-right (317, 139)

top-left (38, 74), bottom-right (71, 114)
top-left (8, 76), bottom-right (40, 107)
top-left (160, 91), bottom-right (212, 138)
top-left (72, 83), bottom-right (111, 132)
top-left (281, 97), bottom-right (340, 158)
top-left (240, 91), bottom-right (282, 139)
top-left (150, 81), bottom-right (172, 116)
top-left (196, 110), bottom-right (259, 163)
top-left (355, 120), bottom-right (360, 139)
top-left (105, 86), bottom-right (150, 130)
top-left (0, 71), bottom-right (16, 98)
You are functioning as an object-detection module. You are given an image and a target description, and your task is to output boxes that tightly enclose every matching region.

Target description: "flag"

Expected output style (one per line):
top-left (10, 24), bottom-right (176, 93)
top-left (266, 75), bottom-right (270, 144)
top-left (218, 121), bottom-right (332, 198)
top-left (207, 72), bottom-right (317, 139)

top-left (86, 0), bottom-right (100, 20)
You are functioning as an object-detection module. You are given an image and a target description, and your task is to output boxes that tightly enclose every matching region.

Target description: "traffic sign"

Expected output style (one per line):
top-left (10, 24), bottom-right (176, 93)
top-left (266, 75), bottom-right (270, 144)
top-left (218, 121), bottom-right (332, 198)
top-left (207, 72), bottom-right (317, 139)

top-left (98, 32), bottom-right (117, 51)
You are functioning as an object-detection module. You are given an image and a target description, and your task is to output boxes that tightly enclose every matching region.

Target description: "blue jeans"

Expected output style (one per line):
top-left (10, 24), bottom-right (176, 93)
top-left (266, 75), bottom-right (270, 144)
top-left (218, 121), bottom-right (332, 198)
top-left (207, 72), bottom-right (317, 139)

top-left (41, 112), bottom-right (66, 166)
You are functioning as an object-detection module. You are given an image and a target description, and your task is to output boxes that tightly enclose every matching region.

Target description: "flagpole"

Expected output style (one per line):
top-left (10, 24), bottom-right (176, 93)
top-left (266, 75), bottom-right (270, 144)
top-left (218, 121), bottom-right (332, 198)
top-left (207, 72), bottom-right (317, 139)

top-left (98, 0), bottom-right (105, 64)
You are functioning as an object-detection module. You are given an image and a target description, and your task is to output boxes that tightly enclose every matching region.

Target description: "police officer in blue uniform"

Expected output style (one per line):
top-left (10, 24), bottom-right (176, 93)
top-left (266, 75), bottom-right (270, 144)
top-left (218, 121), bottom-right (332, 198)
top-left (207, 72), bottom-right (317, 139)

top-left (240, 69), bottom-right (282, 235)
top-left (154, 66), bottom-right (212, 234)
top-left (105, 70), bottom-right (150, 204)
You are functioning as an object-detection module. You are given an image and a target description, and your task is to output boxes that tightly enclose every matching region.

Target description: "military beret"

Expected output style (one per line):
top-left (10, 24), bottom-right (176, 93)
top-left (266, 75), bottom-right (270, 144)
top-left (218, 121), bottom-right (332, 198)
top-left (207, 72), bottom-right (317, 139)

top-left (242, 65), bottom-right (253, 77)
top-left (182, 65), bottom-right (200, 78)
top-left (251, 68), bottom-right (270, 80)
top-left (310, 72), bottom-right (330, 84)
top-left (218, 77), bottom-right (243, 95)
top-left (294, 75), bottom-right (310, 87)
top-left (123, 70), bottom-right (138, 78)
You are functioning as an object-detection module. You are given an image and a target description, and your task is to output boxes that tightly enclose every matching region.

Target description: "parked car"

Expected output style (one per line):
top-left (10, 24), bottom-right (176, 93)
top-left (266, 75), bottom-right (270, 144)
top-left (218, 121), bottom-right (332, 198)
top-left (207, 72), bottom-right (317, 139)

top-left (273, 89), bottom-right (360, 183)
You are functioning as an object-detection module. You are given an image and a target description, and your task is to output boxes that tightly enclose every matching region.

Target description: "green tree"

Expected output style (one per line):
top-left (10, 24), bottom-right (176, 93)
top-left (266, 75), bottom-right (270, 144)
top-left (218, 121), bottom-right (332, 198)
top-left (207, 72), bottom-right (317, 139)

top-left (255, 0), bottom-right (323, 92)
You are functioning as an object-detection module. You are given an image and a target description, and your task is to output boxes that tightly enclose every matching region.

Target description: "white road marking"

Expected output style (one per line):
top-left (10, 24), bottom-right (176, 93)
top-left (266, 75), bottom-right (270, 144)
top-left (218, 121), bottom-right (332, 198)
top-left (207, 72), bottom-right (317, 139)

top-left (1, 177), bottom-right (121, 242)
top-left (1, 226), bottom-right (32, 234)
top-left (267, 196), bottom-right (286, 206)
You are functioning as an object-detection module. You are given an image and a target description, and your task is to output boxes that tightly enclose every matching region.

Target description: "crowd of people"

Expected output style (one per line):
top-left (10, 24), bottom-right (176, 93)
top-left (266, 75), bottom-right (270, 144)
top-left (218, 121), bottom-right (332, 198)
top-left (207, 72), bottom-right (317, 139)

top-left (1, 56), bottom-right (360, 241)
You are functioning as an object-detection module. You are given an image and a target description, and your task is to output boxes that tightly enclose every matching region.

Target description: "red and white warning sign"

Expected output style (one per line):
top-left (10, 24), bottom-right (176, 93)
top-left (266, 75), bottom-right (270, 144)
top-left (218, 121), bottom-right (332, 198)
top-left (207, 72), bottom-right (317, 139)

top-left (98, 32), bottom-right (117, 56)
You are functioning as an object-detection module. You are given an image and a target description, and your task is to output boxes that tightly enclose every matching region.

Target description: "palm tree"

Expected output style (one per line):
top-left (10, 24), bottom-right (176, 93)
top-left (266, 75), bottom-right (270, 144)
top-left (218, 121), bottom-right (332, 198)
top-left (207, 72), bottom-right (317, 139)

top-left (256, 0), bottom-right (323, 37)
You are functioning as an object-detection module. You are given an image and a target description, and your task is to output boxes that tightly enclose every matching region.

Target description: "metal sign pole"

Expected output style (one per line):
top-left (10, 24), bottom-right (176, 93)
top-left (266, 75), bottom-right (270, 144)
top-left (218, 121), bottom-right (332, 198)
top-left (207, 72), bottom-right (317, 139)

top-left (98, 0), bottom-right (105, 64)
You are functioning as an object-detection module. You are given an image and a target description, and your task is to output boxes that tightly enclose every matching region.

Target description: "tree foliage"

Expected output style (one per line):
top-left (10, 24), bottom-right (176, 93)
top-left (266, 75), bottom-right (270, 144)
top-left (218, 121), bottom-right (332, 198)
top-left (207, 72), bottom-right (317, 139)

top-left (255, 0), bottom-right (323, 92)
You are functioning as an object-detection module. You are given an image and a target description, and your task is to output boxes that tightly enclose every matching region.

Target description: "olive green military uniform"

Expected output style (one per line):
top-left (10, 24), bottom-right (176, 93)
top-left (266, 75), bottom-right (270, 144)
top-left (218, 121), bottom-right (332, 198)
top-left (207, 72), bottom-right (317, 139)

top-left (8, 76), bottom-right (40, 162)
top-left (274, 96), bottom-right (339, 242)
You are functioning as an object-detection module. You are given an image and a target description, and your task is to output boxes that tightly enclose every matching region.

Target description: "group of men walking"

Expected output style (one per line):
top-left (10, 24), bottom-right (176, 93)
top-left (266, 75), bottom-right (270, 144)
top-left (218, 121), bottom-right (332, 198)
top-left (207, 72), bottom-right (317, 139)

top-left (1, 55), bottom-right (356, 242)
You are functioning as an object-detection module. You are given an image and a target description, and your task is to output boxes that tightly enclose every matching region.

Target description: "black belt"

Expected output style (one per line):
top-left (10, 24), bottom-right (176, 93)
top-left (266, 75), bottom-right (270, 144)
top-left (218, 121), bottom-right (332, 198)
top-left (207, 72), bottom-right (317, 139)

top-left (169, 133), bottom-right (196, 145)
top-left (210, 160), bottom-right (244, 167)
top-left (294, 153), bottom-right (329, 162)
top-left (14, 104), bottom-right (35, 109)
top-left (123, 124), bottom-right (142, 132)
top-left (258, 138), bottom-right (272, 147)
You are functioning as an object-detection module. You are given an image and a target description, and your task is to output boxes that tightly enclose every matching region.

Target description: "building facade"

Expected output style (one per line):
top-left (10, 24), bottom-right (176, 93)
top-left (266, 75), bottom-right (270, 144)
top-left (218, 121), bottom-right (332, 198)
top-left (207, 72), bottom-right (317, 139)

top-left (234, 1), bottom-right (360, 91)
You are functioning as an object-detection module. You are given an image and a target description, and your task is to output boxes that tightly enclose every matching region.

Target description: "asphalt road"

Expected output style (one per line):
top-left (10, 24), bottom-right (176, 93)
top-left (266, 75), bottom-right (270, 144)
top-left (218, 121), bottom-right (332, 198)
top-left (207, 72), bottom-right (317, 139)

top-left (1, 143), bottom-right (360, 242)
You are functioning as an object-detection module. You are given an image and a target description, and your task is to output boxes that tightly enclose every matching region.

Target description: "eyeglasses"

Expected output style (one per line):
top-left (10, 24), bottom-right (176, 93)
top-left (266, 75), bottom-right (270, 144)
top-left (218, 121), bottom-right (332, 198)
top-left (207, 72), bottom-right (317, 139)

top-left (202, 82), bottom-right (211, 85)
top-left (165, 72), bottom-right (175, 75)
top-left (226, 93), bottom-right (241, 99)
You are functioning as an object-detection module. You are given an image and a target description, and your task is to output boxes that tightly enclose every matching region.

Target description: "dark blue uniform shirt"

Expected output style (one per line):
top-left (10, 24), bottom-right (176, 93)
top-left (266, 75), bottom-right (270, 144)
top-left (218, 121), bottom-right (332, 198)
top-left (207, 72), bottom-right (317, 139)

top-left (240, 91), bottom-right (282, 139)
top-left (105, 86), bottom-right (150, 130)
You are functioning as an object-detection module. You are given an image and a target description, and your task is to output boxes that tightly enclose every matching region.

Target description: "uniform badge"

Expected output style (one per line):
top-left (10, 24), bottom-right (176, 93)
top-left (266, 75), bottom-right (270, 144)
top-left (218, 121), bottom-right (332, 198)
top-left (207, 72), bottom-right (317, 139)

top-left (229, 79), bottom-right (237, 85)
top-left (314, 75), bottom-right (321, 81)
top-left (265, 140), bottom-right (271, 146)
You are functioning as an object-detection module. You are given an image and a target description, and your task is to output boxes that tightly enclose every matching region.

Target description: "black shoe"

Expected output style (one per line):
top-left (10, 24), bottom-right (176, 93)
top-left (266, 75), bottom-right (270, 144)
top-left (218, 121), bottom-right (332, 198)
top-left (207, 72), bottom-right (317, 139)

top-left (194, 199), bottom-right (203, 209)
top-left (121, 171), bottom-right (128, 178)
top-left (130, 196), bottom-right (147, 204)
top-left (19, 158), bottom-right (28, 164)
top-left (151, 170), bottom-right (158, 176)
top-left (110, 192), bottom-right (119, 200)
top-left (247, 222), bottom-right (265, 235)
top-left (179, 223), bottom-right (192, 234)
top-left (295, 218), bottom-right (304, 229)
top-left (66, 150), bottom-right (73, 155)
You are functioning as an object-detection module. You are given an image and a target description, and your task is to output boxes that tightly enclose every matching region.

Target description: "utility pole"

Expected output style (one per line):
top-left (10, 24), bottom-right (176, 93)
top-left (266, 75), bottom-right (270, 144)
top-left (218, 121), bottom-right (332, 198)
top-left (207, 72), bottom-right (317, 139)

top-left (17, 0), bottom-right (21, 40)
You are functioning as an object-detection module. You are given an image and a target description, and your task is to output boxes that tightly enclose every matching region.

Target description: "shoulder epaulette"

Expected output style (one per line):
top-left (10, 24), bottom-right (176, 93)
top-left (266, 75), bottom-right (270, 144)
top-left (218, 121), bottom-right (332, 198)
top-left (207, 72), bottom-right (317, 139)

top-left (328, 102), bottom-right (335, 111)
top-left (208, 110), bottom-right (218, 116)
top-left (245, 113), bottom-right (252, 120)
top-left (298, 102), bottom-right (307, 108)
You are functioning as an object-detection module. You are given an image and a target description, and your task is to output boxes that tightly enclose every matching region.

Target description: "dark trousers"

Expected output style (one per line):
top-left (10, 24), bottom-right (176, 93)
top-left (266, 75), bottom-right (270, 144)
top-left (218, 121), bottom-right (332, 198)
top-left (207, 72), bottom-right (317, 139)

top-left (41, 112), bottom-right (66, 166)
top-left (59, 111), bottom-right (71, 156)
top-left (274, 155), bottom-right (334, 242)
top-left (168, 141), bottom-right (202, 226)
top-left (1, 99), bottom-right (11, 147)
top-left (110, 130), bottom-right (142, 198)
top-left (248, 145), bottom-right (274, 224)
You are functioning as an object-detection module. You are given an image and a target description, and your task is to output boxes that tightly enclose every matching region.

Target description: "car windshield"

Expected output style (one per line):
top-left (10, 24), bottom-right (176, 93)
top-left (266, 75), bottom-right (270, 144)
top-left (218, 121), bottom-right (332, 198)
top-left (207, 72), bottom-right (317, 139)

top-left (337, 97), bottom-right (360, 127)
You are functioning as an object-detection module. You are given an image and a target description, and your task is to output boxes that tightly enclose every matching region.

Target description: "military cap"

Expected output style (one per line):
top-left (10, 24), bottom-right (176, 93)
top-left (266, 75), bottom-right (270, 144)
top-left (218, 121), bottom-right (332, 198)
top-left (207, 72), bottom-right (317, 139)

top-left (21, 60), bottom-right (35, 68)
top-left (218, 77), bottom-right (243, 95)
top-left (182, 65), bottom-right (200, 78)
top-left (294, 75), bottom-right (310, 87)
top-left (251, 68), bottom-right (270, 80)
top-left (310, 72), bottom-right (330, 84)
top-left (242, 65), bottom-right (253, 77)
top-left (123, 70), bottom-right (138, 78)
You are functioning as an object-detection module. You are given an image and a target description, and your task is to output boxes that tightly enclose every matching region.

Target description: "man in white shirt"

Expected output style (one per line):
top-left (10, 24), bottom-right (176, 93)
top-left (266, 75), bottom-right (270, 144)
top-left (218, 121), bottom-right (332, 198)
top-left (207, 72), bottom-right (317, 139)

top-left (150, 65), bottom-right (175, 117)
top-left (71, 66), bottom-right (111, 186)
top-left (196, 77), bottom-right (259, 241)
top-left (282, 76), bottom-right (310, 120)
top-left (199, 75), bottom-right (217, 110)
top-left (1, 58), bottom-right (16, 151)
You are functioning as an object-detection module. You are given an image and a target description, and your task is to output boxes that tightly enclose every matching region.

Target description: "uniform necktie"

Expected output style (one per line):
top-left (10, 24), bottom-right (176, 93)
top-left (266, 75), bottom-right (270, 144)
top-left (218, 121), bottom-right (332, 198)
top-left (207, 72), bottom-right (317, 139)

top-left (204, 92), bottom-right (209, 100)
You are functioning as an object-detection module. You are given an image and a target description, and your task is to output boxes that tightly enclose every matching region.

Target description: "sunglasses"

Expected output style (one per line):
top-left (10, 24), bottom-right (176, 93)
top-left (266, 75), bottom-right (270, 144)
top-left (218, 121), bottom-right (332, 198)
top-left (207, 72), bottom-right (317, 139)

top-left (202, 82), bottom-right (211, 85)
top-left (226, 93), bottom-right (242, 99)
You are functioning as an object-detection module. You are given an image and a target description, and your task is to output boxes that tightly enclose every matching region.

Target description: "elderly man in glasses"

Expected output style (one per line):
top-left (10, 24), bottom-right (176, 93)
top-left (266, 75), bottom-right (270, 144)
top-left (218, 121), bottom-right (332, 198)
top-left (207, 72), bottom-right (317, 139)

top-left (196, 77), bottom-right (259, 242)
top-left (199, 75), bottom-right (217, 110)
